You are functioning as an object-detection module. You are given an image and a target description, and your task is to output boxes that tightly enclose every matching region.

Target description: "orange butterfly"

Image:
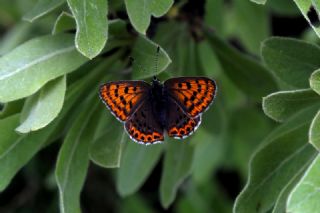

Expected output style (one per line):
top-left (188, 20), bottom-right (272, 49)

top-left (99, 76), bottom-right (217, 144)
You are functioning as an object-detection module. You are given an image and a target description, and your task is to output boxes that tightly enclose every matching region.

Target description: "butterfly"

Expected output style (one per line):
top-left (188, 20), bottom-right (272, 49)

top-left (99, 76), bottom-right (217, 145)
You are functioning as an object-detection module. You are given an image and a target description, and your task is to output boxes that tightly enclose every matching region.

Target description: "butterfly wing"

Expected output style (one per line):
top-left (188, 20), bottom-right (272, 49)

top-left (99, 81), bottom-right (150, 121)
top-left (125, 100), bottom-right (164, 144)
top-left (166, 99), bottom-right (201, 139)
top-left (164, 77), bottom-right (217, 118)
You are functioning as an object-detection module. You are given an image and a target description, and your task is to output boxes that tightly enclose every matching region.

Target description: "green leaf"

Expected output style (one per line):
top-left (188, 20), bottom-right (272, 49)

top-left (108, 19), bottom-right (131, 39)
top-left (309, 109), bottom-right (320, 151)
top-left (0, 114), bottom-right (21, 156)
top-left (197, 40), bottom-right (222, 77)
top-left (117, 142), bottom-right (163, 196)
top-left (293, 0), bottom-right (320, 38)
top-left (0, 74), bottom-right (94, 191)
top-left (233, 0), bottom-right (269, 53)
top-left (125, 0), bottom-right (173, 34)
top-left (201, 99), bottom-right (227, 137)
top-left (204, 0), bottom-right (224, 36)
top-left (23, 0), bottom-right (65, 22)
top-left (67, 0), bottom-right (108, 59)
top-left (153, 21), bottom-right (186, 76)
top-left (183, 34), bottom-right (197, 76)
top-left (55, 95), bottom-right (99, 213)
top-left (287, 155), bottom-right (320, 213)
top-left (192, 130), bottom-right (225, 184)
top-left (0, 115), bottom-right (59, 191)
top-left (0, 99), bottom-right (24, 119)
top-left (204, 28), bottom-right (277, 101)
top-left (132, 36), bottom-right (171, 79)
top-left (109, 0), bottom-right (124, 11)
top-left (218, 71), bottom-right (246, 111)
top-left (262, 37), bottom-right (320, 88)
top-left (46, 61), bottom-right (115, 142)
top-left (52, 12), bottom-right (75, 35)
top-left (0, 3), bottom-right (18, 25)
top-left (234, 107), bottom-right (318, 213)
top-left (0, 54), bottom-right (121, 191)
top-left (0, 34), bottom-right (88, 102)
top-left (160, 141), bottom-right (194, 208)
top-left (0, 114), bottom-right (21, 188)
top-left (267, 0), bottom-right (300, 16)
top-left (121, 195), bottom-right (156, 213)
top-left (314, 0), bottom-right (320, 10)
top-left (310, 69), bottom-right (320, 95)
top-left (272, 165), bottom-right (309, 213)
top-left (263, 89), bottom-right (320, 122)
top-left (90, 131), bottom-right (126, 168)
top-left (176, 183), bottom-right (216, 213)
top-left (250, 0), bottom-right (267, 4)
top-left (16, 76), bottom-right (66, 133)
top-left (0, 22), bottom-right (33, 55)
top-left (228, 107), bottom-right (273, 176)
top-left (90, 108), bottom-right (126, 168)
top-left (174, 29), bottom-right (190, 76)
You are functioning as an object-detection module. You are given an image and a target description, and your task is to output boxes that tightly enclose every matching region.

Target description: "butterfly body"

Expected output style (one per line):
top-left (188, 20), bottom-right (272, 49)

top-left (149, 78), bottom-right (169, 128)
top-left (99, 77), bottom-right (217, 145)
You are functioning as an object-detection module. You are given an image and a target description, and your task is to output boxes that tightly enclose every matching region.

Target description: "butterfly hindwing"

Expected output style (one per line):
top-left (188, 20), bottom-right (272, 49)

top-left (166, 99), bottom-right (201, 139)
top-left (164, 77), bottom-right (217, 118)
top-left (99, 81), bottom-right (150, 121)
top-left (125, 100), bottom-right (164, 144)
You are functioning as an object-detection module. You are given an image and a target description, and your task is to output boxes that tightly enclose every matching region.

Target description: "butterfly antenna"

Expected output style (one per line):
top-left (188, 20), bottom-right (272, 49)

top-left (154, 46), bottom-right (160, 75)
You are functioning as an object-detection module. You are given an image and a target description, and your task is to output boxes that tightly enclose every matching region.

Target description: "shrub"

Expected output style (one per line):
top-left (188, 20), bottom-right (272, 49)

top-left (0, 0), bottom-right (319, 212)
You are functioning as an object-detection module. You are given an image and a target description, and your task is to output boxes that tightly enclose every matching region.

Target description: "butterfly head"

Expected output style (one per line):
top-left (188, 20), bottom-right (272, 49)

top-left (151, 76), bottom-right (164, 101)
top-left (152, 76), bottom-right (161, 86)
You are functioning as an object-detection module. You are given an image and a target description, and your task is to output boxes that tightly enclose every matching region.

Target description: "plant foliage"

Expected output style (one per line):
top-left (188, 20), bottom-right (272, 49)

top-left (0, 0), bottom-right (320, 212)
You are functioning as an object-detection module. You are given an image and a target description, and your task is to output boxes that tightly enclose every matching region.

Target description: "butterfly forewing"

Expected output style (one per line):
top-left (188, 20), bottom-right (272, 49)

top-left (164, 77), bottom-right (217, 118)
top-left (166, 99), bottom-right (201, 139)
top-left (99, 81), bottom-right (150, 121)
top-left (125, 101), bottom-right (164, 144)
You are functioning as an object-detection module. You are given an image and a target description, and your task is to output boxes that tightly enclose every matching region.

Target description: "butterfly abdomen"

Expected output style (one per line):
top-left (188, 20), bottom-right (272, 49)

top-left (150, 80), bottom-right (168, 128)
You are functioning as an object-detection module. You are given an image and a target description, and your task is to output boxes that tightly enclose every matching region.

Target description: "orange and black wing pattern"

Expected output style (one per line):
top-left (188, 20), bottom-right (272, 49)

top-left (99, 81), bottom-right (150, 121)
top-left (125, 101), bottom-right (164, 144)
top-left (164, 77), bottom-right (217, 118)
top-left (166, 100), bottom-right (201, 139)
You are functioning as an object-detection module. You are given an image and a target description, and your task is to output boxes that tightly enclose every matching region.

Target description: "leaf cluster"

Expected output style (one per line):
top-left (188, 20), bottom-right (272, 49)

top-left (235, 1), bottom-right (320, 213)
top-left (0, 0), bottom-right (319, 213)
